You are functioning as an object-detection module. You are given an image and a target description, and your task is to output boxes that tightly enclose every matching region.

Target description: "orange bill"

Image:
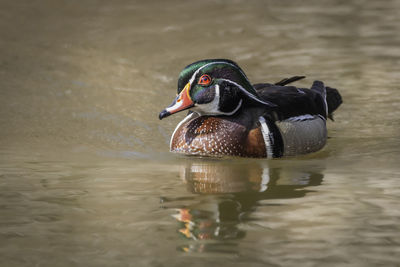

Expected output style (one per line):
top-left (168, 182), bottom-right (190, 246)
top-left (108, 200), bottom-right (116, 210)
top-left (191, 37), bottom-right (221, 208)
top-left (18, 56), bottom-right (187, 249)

top-left (159, 83), bottom-right (194, 120)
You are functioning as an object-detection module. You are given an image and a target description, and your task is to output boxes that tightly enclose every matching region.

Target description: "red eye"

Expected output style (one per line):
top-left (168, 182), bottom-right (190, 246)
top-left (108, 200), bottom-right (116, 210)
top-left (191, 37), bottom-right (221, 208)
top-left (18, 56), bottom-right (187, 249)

top-left (198, 74), bottom-right (212, 86)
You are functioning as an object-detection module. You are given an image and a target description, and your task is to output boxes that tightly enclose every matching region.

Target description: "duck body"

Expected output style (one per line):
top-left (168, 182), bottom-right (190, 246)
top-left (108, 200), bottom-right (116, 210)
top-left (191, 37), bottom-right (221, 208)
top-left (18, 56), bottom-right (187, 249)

top-left (159, 59), bottom-right (342, 158)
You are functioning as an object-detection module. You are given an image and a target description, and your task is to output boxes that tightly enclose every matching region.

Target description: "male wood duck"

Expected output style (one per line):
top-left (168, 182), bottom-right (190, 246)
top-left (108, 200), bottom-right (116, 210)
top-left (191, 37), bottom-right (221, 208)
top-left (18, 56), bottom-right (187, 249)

top-left (159, 59), bottom-right (342, 158)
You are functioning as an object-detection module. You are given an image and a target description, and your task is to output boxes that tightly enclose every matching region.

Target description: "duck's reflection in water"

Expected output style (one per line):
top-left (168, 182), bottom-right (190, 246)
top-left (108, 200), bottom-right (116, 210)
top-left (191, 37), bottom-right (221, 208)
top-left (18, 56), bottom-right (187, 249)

top-left (166, 159), bottom-right (324, 253)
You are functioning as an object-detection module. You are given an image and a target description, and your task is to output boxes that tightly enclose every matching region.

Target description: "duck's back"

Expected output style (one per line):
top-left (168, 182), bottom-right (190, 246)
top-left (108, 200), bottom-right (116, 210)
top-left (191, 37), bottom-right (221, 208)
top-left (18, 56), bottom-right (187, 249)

top-left (253, 80), bottom-right (342, 156)
top-left (254, 81), bottom-right (342, 120)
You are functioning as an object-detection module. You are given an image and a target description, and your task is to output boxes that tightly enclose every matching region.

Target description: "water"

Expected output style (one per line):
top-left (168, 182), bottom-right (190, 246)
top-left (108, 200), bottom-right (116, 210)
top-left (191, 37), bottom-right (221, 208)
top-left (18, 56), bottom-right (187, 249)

top-left (1, 0), bottom-right (400, 266)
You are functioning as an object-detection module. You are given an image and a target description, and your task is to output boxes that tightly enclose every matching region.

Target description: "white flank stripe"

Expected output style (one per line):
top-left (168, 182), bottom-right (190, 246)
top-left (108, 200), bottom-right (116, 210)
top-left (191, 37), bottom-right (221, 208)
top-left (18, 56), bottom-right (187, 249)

top-left (259, 116), bottom-right (274, 158)
top-left (323, 91), bottom-right (328, 117)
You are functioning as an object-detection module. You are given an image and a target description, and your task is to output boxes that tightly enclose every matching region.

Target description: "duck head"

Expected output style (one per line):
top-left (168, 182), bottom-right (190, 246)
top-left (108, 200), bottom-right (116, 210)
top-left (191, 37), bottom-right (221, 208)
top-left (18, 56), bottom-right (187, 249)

top-left (159, 59), bottom-right (276, 120)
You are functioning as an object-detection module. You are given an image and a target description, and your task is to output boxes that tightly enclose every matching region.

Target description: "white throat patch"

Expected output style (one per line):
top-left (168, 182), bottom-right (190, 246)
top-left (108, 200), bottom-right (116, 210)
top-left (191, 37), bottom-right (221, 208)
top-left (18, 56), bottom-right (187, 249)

top-left (191, 84), bottom-right (243, 116)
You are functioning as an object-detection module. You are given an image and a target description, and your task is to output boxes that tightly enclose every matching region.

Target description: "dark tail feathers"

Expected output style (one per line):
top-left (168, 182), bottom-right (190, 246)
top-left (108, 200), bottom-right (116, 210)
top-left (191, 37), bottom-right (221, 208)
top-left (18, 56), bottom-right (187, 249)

top-left (273, 77), bottom-right (342, 120)
top-left (326, 86), bottom-right (342, 115)
top-left (311, 81), bottom-right (342, 120)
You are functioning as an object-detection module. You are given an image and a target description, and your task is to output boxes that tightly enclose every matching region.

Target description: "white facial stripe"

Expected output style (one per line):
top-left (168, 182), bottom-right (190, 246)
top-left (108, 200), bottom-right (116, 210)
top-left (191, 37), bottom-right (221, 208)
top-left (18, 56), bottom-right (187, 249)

top-left (224, 99), bottom-right (243, 115)
top-left (188, 61), bottom-right (250, 86)
top-left (192, 84), bottom-right (243, 116)
top-left (219, 78), bottom-right (272, 106)
top-left (191, 84), bottom-right (220, 115)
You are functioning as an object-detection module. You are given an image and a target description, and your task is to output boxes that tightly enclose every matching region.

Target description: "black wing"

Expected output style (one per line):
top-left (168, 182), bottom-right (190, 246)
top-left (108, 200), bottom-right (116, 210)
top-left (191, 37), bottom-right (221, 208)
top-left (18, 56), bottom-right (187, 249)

top-left (253, 82), bottom-right (327, 121)
top-left (274, 76), bottom-right (306, 86)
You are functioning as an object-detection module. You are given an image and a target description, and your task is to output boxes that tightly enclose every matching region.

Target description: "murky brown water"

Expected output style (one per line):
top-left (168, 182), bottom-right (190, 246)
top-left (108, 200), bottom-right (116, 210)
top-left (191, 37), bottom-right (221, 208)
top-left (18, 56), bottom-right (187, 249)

top-left (1, 0), bottom-right (400, 266)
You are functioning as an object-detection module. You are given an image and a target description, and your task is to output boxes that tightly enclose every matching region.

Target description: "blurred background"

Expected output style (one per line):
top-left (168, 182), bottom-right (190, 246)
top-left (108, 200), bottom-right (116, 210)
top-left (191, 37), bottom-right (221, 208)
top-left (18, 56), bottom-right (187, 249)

top-left (1, 0), bottom-right (399, 266)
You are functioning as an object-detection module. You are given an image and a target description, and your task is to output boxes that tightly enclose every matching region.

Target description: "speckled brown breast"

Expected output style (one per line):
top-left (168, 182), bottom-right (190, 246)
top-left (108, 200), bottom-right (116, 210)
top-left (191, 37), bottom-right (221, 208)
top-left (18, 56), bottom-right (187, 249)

top-left (170, 115), bottom-right (266, 157)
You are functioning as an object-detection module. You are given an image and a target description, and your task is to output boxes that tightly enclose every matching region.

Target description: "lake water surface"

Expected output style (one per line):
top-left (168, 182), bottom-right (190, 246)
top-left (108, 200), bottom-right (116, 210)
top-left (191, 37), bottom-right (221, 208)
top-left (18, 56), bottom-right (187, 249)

top-left (1, 0), bottom-right (400, 266)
